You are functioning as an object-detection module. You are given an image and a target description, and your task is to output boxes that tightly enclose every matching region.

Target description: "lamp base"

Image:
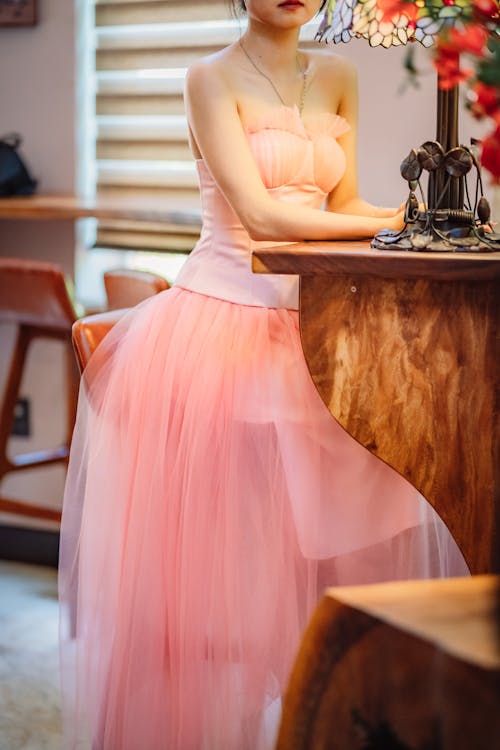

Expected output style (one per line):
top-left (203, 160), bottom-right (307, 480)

top-left (371, 210), bottom-right (500, 253)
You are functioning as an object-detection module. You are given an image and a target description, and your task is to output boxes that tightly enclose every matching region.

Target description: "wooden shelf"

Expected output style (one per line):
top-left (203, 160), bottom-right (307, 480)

top-left (0, 194), bottom-right (202, 227)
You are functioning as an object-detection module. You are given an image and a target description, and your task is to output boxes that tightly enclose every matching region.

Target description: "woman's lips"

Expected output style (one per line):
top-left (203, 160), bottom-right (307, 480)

top-left (278, 1), bottom-right (305, 8)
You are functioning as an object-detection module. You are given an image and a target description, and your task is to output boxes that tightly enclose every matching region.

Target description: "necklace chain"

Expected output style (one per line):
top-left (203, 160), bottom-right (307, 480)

top-left (239, 39), bottom-right (308, 115)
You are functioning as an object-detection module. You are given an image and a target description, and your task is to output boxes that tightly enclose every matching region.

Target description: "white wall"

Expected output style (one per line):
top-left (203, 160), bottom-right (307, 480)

top-left (337, 38), bottom-right (493, 209)
top-left (0, 0), bottom-right (76, 193)
top-left (0, 0), bottom-right (77, 272)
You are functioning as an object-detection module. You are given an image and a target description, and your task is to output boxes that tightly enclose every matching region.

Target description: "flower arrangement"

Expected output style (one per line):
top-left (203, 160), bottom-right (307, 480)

top-left (318, 0), bottom-right (500, 182)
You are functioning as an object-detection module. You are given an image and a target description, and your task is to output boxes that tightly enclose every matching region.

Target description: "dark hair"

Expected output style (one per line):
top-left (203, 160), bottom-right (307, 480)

top-left (230, 1), bottom-right (328, 15)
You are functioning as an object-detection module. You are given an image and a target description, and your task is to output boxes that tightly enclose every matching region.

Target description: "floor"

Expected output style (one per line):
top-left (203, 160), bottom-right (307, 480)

top-left (0, 561), bottom-right (61, 750)
top-left (0, 560), bottom-right (283, 750)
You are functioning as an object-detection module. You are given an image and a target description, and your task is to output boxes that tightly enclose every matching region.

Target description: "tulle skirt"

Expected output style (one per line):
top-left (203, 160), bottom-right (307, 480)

top-left (58, 286), bottom-right (468, 750)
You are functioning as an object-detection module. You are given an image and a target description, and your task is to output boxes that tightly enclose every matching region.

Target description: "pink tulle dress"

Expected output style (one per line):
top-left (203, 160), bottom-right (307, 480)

top-left (59, 105), bottom-right (468, 750)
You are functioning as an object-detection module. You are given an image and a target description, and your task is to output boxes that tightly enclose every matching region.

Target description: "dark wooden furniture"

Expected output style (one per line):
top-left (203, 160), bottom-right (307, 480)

top-left (0, 258), bottom-right (80, 523)
top-left (253, 242), bottom-right (500, 574)
top-left (277, 575), bottom-right (500, 749)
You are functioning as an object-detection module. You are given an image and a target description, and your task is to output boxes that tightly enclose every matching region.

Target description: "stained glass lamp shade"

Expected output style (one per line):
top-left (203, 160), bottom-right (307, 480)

top-left (316, 0), bottom-right (499, 252)
top-left (317, 0), bottom-right (470, 48)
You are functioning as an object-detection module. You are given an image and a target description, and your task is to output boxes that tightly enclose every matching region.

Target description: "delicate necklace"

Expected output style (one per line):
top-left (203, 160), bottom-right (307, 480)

top-left (239, 39), bottom-right (308, 115)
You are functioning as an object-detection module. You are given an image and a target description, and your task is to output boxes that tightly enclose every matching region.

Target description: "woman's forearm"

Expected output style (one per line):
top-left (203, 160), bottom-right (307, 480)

top-left (246, 197), bottom-right (399, 242)
top-left (333, 197), bottom-right (398, 219)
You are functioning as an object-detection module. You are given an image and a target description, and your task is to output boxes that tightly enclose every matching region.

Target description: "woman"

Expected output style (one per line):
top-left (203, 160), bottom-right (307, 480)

top-left (59, 2), bottom-right (468, 748)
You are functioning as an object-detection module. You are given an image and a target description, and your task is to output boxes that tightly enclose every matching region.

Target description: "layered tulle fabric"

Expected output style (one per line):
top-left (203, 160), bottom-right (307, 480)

top-left (59, 287), bottom-right (468, 750)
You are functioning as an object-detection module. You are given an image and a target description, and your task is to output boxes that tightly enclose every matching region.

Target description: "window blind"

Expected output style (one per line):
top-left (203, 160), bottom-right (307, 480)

top-left (93, 1), bottom-right (318, 252)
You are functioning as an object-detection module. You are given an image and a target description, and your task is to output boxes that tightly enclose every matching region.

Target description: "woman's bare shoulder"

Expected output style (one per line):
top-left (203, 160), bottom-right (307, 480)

top-left (307, 48), bottom-right (357, 80)
top-left (185, 45), bottom-right (240, 97)
top-left (304, 49), bottom-right (357, 111)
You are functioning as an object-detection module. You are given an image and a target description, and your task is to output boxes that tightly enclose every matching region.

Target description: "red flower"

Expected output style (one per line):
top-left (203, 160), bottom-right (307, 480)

top-left (470, 81), bottom-right (500, 118)
top-left (449, 24), bottom-right (489, 56)
top-left (472, 0), bottom-right (500, 20)
top-left (434, 42), bottom-right (473, 89)
top-left (481, 125), bottom-right (500, 182)
top-left (378, 0), bottom-right (418, 22)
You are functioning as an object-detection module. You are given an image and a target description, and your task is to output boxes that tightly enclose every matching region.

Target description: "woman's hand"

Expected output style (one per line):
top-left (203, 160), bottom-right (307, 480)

top-left (330, 200), bottom-right (406, 219)
top-left (374, 201), bottom-right (406, 216)
top-left (386, 209), bottom-right (406, 232)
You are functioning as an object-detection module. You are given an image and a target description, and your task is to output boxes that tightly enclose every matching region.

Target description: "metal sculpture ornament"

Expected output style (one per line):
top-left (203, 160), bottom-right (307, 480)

top-left (379, 140), bottom-right (499, 252)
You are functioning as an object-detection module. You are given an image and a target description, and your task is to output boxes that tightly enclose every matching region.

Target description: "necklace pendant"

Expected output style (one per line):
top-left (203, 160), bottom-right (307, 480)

top-left (299, 72), bottom-right (307, 116)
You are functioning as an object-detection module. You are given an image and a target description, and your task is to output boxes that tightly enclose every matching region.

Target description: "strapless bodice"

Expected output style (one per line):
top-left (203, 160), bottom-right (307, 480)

top-left (175, 106), bottom-right (350, 310)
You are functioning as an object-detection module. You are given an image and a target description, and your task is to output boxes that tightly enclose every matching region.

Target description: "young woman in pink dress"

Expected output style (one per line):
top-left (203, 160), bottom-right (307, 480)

top-left (59, 1), bottom-right (468, 747)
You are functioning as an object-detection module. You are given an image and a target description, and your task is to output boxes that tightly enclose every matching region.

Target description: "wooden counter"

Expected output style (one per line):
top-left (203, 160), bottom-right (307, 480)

top-left (253, 241), bottom-right (500, 280)
top-left (253, 242), bottom-right (500, 574)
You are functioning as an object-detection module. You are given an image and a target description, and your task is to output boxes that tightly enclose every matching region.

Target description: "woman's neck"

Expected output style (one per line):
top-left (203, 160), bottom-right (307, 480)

top-left (241, 22), bottom-right (302, 74)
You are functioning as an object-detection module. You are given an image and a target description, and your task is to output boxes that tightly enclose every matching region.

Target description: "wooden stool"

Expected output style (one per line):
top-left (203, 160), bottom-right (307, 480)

top-left (0, 258), bottom-right (79, 523)
top-left (276, 576), bottom-right (500, 750)
top-left (72, 309), bottom-right (127, 374)
top-left (104, 268), bottom-right (169, 310)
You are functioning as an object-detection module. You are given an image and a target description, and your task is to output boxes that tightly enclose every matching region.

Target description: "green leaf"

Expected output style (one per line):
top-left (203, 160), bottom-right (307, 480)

top-left (487, 35), bottom-right (500, 56)
top-left (477, 53), bottom-right (500, 88)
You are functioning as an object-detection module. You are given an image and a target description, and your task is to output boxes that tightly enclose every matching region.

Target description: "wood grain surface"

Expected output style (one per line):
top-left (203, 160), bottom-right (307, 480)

top-left (299, 273), bottom-right (499, 573)
top-left (277, 577), bottom-right (500, 750)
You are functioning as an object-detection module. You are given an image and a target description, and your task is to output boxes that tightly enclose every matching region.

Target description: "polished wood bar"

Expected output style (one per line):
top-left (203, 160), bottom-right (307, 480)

top-left (252, 241), bottom-right (500, 281)
top-left (0, 193), bottom-right (202, 227)
top-left (253, 242), bottom-right (500, 573)
top-left (277, 575), bottom-right (500, 749)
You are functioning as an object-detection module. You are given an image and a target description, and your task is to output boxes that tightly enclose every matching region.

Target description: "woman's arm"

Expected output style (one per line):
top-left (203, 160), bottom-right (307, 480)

top-left (185, 57), bottom-right (404, 243)
top-left (325, 60), bottom-right (403, 219)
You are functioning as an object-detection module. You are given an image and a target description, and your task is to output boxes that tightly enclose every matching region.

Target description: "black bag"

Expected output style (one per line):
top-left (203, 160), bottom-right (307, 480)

top-left (0, 134), bottom-right (37, 196)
